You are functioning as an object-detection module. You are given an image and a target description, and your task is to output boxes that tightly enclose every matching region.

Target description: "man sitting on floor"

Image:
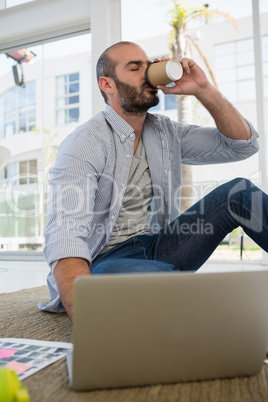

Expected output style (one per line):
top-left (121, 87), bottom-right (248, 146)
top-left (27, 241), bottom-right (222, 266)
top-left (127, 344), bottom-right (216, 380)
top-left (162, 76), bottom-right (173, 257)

top-left (38, 41), bottom-right (268, 320)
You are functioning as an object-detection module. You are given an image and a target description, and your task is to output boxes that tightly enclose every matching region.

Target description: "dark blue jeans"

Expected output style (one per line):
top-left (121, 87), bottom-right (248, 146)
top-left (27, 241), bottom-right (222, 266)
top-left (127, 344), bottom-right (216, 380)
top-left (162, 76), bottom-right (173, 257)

top-left (91, 178), bottom-right (268, 274)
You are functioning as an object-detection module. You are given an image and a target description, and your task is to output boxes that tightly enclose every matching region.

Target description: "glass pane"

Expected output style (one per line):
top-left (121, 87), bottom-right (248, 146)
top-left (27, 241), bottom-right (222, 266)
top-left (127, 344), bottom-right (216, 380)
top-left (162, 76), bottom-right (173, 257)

top-left (27, 81), bottom-right (36, 105)
top-left (69, 73), bottom-right (79, 82)
top-left (69, 82), bottom-right (79, 94)
top-left (56, 97), bottom-right (65, 108)
top-left (0, 32), bottom-right (91, 252)
top-left (68, 108), bottom-right (79, 122)
top-left (262, 35), bottom-right (268, 48)
top-left (6, 162), bottom-right (17, 178)
top-left (214, 42), bottom-right (235, 56)
top-left (2, 81), bottom-right (36, 136)
top-left (28, 107), bottom-right (35, 121)
top-left (18, 86), bottom-right (27, 107)
top-left (236, 51), bottom-right (254, 66)
top-left (219, 82), bottom-right (237, 103)
top-left (29, 159), bottom-right (37, 174)
top-left (19, 161), bottom-right (27, 184)
top-left (238, 80), bottom-right (256, 101)
top-left (19, 111), bottom-right (27, 132)
top-left (165, 95), bottom-right (177, 110)
top-left (56, 110), bottom-right (65, 126)
top-left (29, 159), bottom-right (37, 183)
top-left (5, 122), bottom-right (16, 137)
top-left (263, 62), bottom-right (268, 76)
top-left (68, 95), bottom-right (79, 105)
top-left (262, 46), bottom-right (268, 63)
top-left (237, 65), bottom-right (255, 80)
top-left (215, 54), bottom-right (236, 70)
top-left (56, 76), bottom-right (65, 96)
top-left (4, 89), bottom-right (16, 112)
top-left (216, 68), bottom-right (236, 84)
top-left (237, 38), bottom-right (254, 52)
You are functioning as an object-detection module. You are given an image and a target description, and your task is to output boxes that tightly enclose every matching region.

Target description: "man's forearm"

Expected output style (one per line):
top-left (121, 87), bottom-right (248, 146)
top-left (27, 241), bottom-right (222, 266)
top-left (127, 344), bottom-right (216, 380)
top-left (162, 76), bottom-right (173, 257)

top-left (196, 83), bottom-right (251, 141)
top-left (53, 257), bottom-right (91, 321)
top-left (159, 58), bottom-right (251, 141)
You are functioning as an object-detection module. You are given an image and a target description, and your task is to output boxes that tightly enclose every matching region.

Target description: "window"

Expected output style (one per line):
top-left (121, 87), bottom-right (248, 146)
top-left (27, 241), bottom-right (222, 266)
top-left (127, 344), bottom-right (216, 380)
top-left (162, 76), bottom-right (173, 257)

top-left (165, 94), bottom-right (177, 110)
top-left (215, 36), bottom-right (268, 102)
top-left (149, 84), bottom-right (177, 113)
top-left (4, 159), bottom-right (37, 185)
top-left (55, 72), bottom-right (80, 125)
top-left (0, 81), bottom-right (36, 138)
top-left (4, 162), bottom-right (17, 180)
top-left (0, 33), bottom-right (91, 252)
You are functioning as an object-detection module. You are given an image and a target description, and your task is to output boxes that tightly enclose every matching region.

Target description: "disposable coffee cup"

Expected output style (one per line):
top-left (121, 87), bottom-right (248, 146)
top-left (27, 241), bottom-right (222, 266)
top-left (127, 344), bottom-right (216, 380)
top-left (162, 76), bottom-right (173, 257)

top-left (145, 59), bottom-right (183, 89)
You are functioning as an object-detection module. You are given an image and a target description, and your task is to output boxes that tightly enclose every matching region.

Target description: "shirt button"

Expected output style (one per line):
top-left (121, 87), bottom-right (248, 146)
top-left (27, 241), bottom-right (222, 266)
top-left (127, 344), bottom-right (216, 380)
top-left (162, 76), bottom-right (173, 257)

top-left (164, 170), bottom-right (168, 175)
top-left (111, 215), bottom-right (115, 220)
top-left (122, 135), bottom-right (126, 140)
top-left (126, 154), bottom-right (131, 158)
top-left (130, 133), bottom-right (135, 139)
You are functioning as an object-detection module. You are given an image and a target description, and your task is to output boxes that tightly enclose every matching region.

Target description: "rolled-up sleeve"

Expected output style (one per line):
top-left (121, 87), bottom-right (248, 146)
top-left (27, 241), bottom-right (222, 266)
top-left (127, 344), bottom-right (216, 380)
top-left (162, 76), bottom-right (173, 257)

top-left (177, 119), bottom-right (259, 165)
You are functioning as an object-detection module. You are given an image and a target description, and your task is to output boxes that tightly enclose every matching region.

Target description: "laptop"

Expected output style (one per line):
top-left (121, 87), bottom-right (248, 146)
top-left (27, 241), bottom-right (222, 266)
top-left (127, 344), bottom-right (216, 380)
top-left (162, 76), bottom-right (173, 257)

top-left (66, 270), bottom-right (268, 391)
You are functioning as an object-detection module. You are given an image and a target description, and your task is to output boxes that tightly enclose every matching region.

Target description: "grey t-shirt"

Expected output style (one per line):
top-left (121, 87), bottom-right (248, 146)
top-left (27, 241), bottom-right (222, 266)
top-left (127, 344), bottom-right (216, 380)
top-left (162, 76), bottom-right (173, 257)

top-left (100, 137), bottom-right (153, 254)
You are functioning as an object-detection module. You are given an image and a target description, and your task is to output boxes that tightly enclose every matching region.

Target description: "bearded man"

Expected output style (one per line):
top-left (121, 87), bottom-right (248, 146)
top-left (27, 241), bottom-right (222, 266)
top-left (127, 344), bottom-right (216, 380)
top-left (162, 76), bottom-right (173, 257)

top-left (39, 41), bottom-right (268, 321)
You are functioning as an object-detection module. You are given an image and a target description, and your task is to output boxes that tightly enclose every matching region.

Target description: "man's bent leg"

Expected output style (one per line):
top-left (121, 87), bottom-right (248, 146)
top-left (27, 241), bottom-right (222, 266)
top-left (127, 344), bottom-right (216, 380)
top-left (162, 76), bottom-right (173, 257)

top-left (150, 178), bottom-right (268, 271)
top-left (91, 258), bottom-right (175, 275)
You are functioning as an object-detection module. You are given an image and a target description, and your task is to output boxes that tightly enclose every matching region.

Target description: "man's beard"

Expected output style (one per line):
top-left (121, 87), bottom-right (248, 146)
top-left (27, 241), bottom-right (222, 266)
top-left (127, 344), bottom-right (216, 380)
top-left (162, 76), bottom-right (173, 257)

top-left (114, 76), bottom-right (159, 115)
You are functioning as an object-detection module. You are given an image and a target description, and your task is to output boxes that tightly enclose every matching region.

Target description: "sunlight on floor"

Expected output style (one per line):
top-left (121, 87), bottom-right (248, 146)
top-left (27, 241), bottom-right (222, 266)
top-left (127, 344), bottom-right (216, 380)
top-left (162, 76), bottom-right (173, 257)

top-left (1, 259), bottom-right (268, 294)
top-left (0, 261), bottom-right (49, 293)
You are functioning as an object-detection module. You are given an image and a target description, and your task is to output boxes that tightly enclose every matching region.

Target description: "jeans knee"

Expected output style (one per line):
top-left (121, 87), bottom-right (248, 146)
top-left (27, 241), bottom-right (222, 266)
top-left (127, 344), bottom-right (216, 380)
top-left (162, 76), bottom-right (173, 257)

top-left (228, 177), bottom-right (252, 188)
top-left (227, 177), bottom-right (259, 220)
top-left (91, 258), bottom-right (175, 274)
top-left (228, 178), bottom-right (257, 200)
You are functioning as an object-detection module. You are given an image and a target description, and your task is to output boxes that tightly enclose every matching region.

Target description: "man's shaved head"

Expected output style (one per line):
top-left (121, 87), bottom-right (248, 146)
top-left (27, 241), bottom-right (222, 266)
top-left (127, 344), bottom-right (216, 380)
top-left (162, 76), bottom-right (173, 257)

top-left (96, 41), bottom-right (142, 102)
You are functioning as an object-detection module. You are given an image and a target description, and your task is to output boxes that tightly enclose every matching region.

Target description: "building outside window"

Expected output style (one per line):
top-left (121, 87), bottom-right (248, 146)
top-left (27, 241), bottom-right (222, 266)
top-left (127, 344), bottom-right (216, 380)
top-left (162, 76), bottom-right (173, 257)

top-left (150, 87), bottom-right (177, 113)
top-left (55, 72), bottom-right (80, 126)
top-left (215, 35), bottom-right (268, 102)
top-left (4, 159), bottom-right (37, 185)
top-left (4, 162), bottom-right (17, 181)
top-left (0, 81), bottom-right (36, 138)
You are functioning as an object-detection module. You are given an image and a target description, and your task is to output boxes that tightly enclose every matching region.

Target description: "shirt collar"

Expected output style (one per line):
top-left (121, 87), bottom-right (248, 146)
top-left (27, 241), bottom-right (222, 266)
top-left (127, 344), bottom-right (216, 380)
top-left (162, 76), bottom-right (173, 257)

top-left (104, 105), bottom-right (134, 141)
top-left (145, 111), bottom-right (162, 130)
top-left (104, 104), bottom-right (162, 141)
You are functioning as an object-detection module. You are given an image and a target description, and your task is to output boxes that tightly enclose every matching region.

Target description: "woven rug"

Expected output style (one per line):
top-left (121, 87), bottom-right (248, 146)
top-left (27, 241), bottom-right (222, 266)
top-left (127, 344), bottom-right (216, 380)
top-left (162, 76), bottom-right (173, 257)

top-left (1, 286), bottom-right (268, 402)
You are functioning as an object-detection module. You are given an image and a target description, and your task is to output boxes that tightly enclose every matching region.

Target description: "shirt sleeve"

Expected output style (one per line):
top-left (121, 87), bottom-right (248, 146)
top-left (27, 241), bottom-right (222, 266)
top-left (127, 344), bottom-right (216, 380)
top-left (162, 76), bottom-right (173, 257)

top-left (50, 260), bottom-right (59, 275)
top-left (176, 119), bottom-right (259, 165)
top-left (43, 130), bottom-right (103, 266)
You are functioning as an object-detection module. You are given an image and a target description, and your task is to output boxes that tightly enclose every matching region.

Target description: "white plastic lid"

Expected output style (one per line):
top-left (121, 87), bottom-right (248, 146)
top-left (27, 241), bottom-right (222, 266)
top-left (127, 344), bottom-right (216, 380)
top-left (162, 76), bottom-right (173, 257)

top-left (166, 60), bottom-right (183, 81)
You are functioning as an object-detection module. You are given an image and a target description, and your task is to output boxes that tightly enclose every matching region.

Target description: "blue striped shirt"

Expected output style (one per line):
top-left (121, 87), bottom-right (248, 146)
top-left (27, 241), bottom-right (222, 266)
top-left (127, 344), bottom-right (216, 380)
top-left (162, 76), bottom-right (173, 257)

top-left (38, 105), bottom-right (259, 312)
